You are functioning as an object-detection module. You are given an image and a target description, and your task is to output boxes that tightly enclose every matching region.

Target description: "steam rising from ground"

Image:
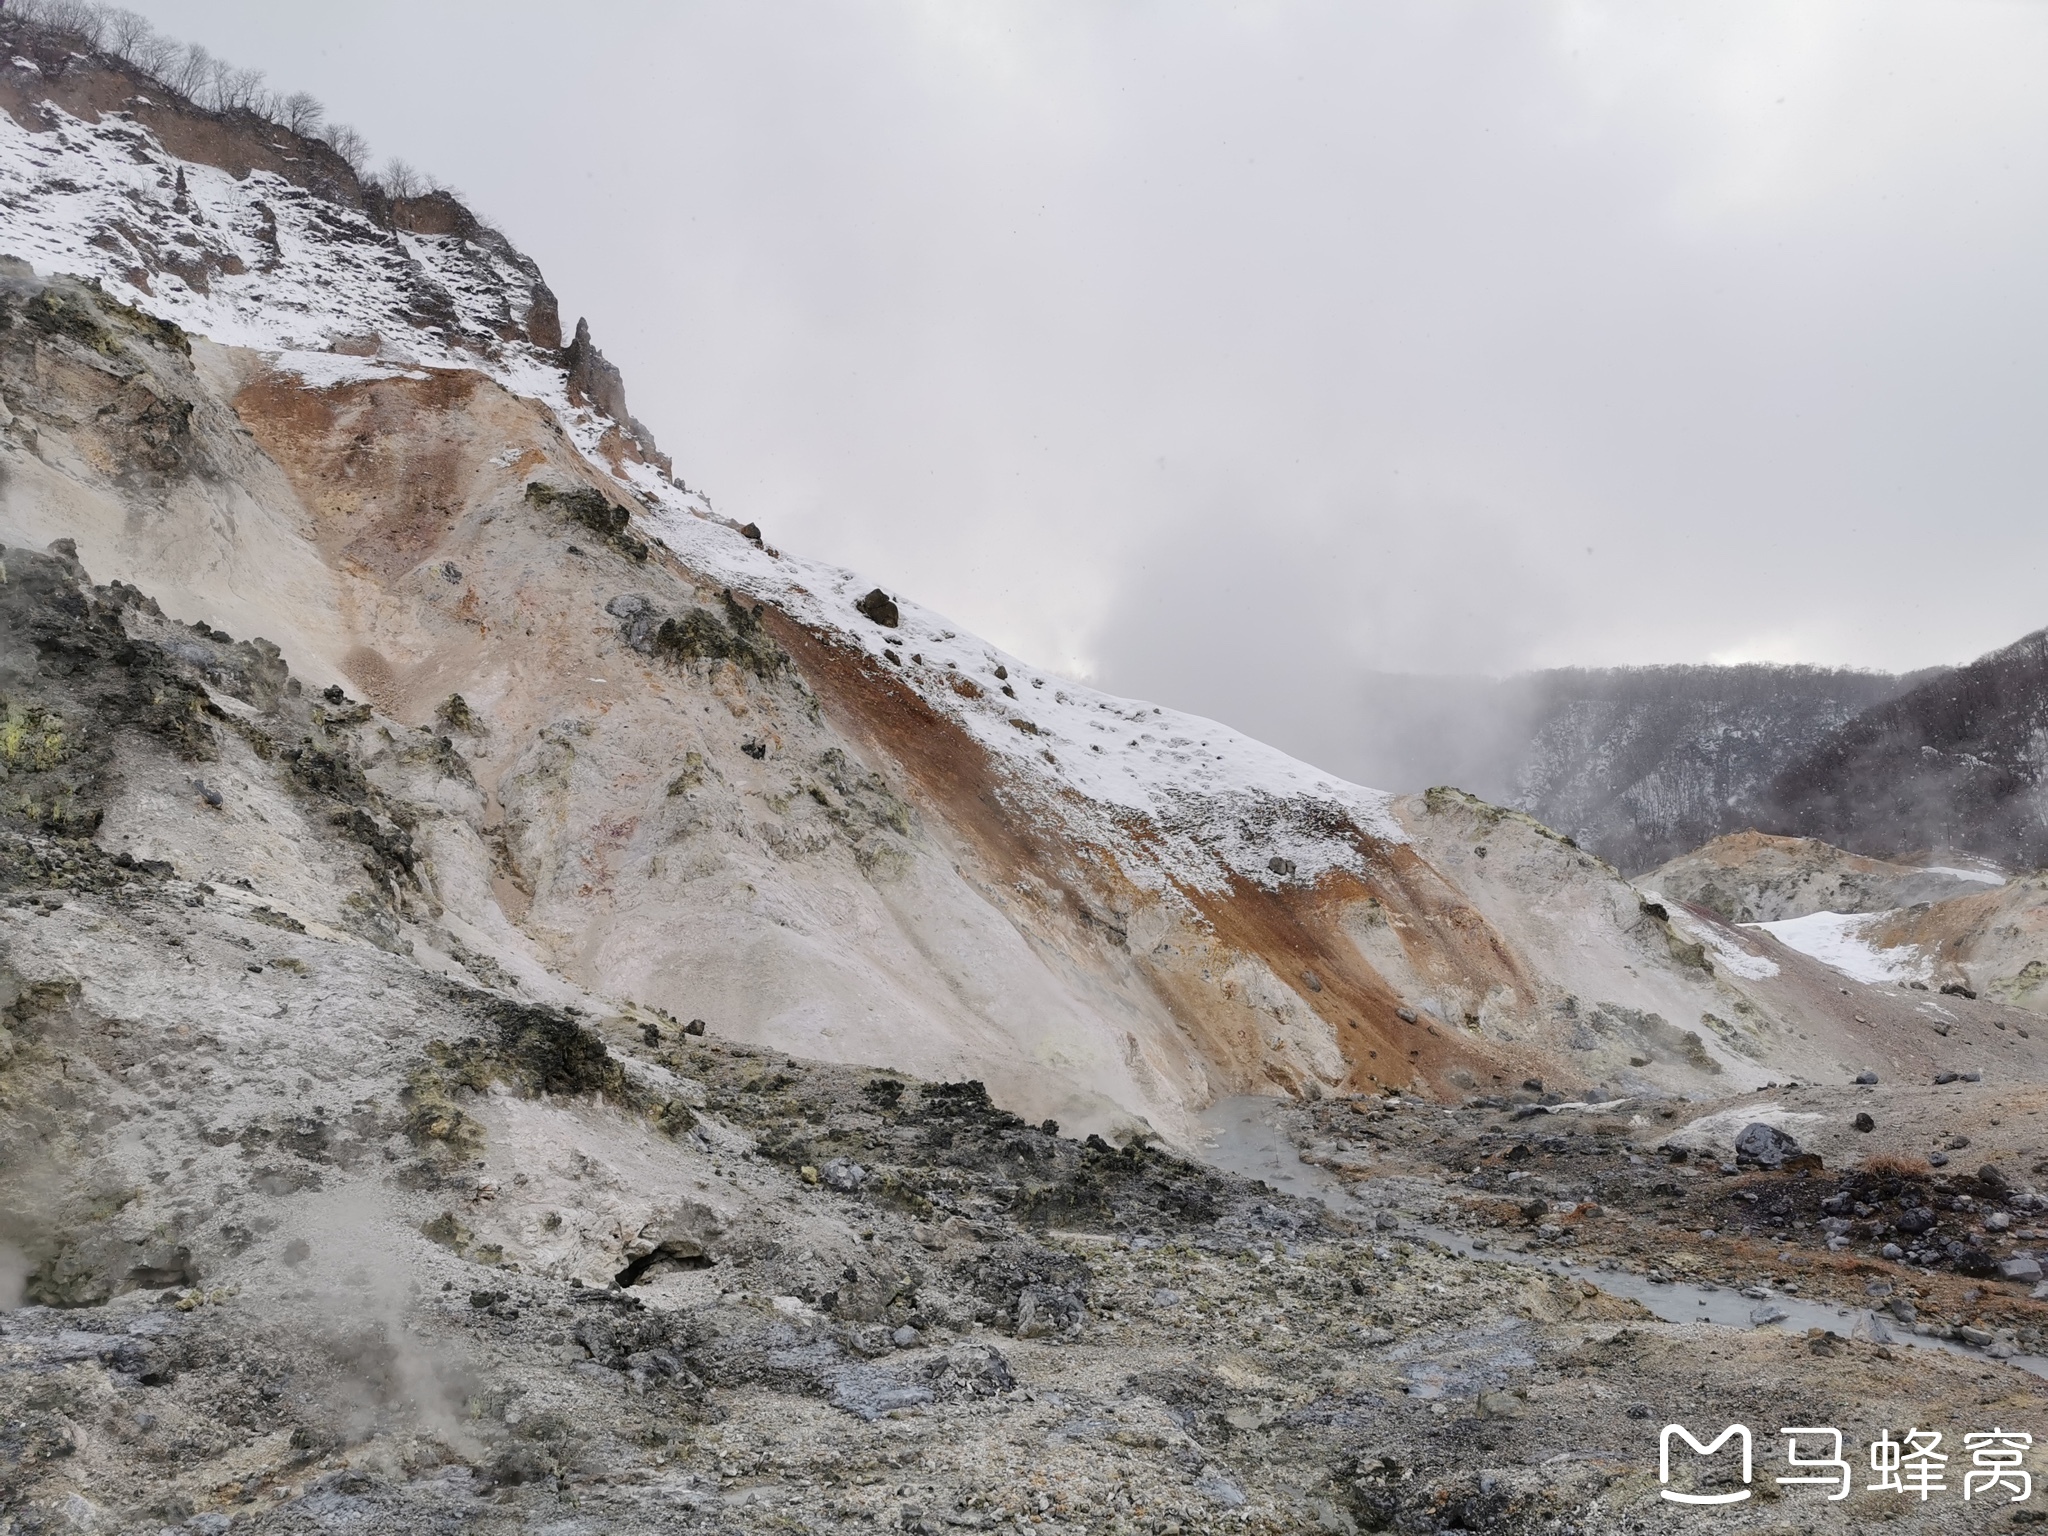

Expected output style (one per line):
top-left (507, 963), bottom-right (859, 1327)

top-left (271, 1187), bottom-right (488, 1463)
top-left (0, 1240), bottom-right (26, 1310)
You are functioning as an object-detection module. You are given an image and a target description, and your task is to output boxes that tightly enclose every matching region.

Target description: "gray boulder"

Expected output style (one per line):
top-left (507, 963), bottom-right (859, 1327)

top-left (1734, 1122), bottom-right (1802, 1169)
top-left (822, 1156), bottom-right (867, 1194)
top-left (1015, 1283), bottom-right (1086, 1340)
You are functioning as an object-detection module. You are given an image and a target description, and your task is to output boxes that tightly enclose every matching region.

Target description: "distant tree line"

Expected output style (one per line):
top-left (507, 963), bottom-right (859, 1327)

top-left (1, 0), bottom-right (449, 200)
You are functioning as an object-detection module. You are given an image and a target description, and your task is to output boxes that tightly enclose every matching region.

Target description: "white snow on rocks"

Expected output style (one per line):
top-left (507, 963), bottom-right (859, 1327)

top-left (1678, 914), bottom-right (1781, 980)
top-left (1748, 910), bottom-right (1931, 986)
top-left (0, 101), bottom-right (535, 363)
top-left (641, 516), bottom-right (1408, 892)
top-left (1641, 895), bottom-right (1781, 979)
top-left (264, 349), bottom-right (431, 388)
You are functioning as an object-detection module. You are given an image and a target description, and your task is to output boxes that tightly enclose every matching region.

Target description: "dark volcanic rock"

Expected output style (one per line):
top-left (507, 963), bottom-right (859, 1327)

top-left (855, 589), bottom-right (900, 628)
top-left (1733, 1122), bottom-right (1801, 1169)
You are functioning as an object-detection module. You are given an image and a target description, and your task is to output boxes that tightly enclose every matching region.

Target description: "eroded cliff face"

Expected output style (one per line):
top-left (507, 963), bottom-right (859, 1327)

top-left (0, 279), bottom-right (1784, 1141)
top-left (0, 47), bottom-right (1884, 1150)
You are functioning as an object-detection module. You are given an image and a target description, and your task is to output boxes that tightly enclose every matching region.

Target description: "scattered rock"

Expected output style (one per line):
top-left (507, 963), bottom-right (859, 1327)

top-left (829, 1365), bottom-right (933, 1421)
top-left (1477, 1390), bottom-right (1523, 1418)
top-left (1734, 1122), bottom-right (1802, 1170)
top-left (1014, 1283), bottom-right (1085, 1340)
top-left (856, 588), bottom-right (900, 627)
top-left (822, 1157), bottom-right (868, 1194)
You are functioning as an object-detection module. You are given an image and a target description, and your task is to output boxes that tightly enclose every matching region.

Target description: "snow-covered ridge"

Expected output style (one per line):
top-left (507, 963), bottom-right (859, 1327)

top-left (0, 87), bottom-right (1403, 893)
top-left (0, 100), bottom-right (531, 361)
top-left (641, 511), bottom-right (1408, 892)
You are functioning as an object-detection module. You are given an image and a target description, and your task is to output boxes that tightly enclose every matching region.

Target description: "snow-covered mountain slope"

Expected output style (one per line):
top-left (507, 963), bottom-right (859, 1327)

top-left (0, 36), bottom-right (1910, 1136)
top-left (0, 43), bottom-right (1397, 900)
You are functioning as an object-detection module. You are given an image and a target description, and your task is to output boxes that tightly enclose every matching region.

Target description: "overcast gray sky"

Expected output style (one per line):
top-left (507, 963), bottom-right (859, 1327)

top-left (125, 1), bottom-right (2048, 759)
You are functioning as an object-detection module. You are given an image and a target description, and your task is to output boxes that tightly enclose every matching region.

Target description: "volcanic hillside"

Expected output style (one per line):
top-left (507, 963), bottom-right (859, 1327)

top-left (14, 16), bottom-right (2048, 1535)
top-left (0, 17), bottom-right (1937, 1145)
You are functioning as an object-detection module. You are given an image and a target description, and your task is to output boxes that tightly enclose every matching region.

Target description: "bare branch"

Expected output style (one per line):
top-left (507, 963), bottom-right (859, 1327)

top-left (123, 31), bottom-right (179, 81)
top-left (164, 42), bottom-right (211, 99)
top-left (103, 7), bottom-right (154, 58)
top-left (320, 124), bottom-right (371, 174)
top-left (29, 0), bottom-right (107, 49)
top-left (280, 90), bottom-right (324, 137)
top-left (381, 158), bottom-right (424, 199)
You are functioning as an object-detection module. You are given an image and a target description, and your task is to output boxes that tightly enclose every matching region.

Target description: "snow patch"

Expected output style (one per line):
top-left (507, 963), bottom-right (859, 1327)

top-left (1748, 910), bottom-right (1931, 986)
top-left (1687, 920), bottom-right (1780, 980)
top-left (1919, 864), bottom-right (2004, 886)
top-left (265, 350), bottom-right (431, 389)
